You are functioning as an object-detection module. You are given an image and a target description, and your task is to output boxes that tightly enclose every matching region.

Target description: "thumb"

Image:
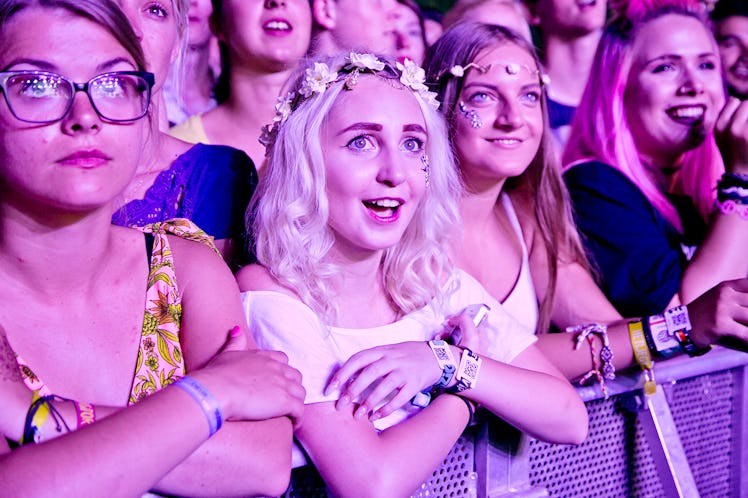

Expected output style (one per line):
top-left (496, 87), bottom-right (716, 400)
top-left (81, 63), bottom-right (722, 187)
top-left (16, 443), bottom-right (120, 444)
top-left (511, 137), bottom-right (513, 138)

top-left (220, 325), bottom-right (249, 353)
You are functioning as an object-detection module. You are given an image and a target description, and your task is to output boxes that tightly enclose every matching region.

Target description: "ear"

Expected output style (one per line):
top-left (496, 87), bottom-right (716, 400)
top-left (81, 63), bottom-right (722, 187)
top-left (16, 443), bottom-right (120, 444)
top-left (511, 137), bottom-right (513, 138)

top-left (312, 0), bottom-right (337, 30)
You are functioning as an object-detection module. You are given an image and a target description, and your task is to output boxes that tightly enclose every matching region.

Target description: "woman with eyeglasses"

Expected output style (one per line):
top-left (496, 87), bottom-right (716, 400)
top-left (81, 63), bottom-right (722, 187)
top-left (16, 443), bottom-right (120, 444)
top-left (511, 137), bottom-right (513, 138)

top-left (0, 0), bottom-right (304, 495)
top-left (111, 0), bottom-right (258, 268)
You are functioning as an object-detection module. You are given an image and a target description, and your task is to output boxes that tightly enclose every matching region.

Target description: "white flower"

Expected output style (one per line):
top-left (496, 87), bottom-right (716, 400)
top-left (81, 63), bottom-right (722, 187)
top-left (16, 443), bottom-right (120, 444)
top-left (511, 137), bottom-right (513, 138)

top-left (418, 90), bottom-right (440, 110)
top-left (348, 52), bottom-right (385, 71)
top-left (273, 92), bottom-right (294, 123)
top-left (450, 65), bottom-right (465, 77)
top-left (300, 62), bottom-right (338, 97)
top-left (396, 59), bottom-right (428, 92)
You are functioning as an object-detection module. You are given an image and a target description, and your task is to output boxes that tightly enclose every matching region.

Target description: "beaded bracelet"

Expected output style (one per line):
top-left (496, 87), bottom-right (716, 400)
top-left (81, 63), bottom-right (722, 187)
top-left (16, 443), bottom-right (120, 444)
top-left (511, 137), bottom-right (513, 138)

top-left (173, 376), bottom-right (223, 437)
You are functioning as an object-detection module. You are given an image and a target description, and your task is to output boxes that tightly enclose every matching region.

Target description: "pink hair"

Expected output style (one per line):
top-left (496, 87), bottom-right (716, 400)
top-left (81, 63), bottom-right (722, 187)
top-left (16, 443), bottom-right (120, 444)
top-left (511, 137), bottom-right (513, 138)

top-left (563, 1), bottom-right (724, 232)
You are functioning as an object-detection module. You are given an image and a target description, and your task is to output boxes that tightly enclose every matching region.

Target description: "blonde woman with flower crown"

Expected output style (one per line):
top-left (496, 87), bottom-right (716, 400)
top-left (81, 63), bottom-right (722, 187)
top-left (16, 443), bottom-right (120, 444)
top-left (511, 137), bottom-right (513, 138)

top-left (236, 52), bottom-right (588, 497)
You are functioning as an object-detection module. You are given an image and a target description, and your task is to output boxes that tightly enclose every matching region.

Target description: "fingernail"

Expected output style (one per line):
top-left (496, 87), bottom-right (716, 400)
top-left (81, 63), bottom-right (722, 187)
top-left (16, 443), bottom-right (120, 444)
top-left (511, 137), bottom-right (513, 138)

top-left (230, 326), bottom-right (241, 338)
top-left (324, 381), bottom-right (339, 396)
top-left (354, 406), bottom-right (368, 420)
top-left (336, 394), bottom-right (350, 410)
top-left (370, 412), bottom-right (381, 422)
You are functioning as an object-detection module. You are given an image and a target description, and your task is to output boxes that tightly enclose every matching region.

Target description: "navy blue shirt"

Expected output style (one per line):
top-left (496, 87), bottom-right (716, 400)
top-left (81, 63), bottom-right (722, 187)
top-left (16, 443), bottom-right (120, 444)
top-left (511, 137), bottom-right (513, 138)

top-left (564, 161), bottom-right (705, 317)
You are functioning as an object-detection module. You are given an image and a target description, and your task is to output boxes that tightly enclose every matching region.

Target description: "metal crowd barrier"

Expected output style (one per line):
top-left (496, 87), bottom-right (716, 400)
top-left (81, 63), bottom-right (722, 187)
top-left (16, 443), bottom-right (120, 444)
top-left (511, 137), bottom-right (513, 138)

top-left (287, 347), bottom-right (748, 498)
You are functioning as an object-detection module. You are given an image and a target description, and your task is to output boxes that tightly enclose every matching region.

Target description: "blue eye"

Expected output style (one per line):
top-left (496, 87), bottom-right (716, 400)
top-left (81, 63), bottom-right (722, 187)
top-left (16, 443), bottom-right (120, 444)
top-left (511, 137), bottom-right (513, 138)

top-left (346, 135), bottom-right (375, 151)
top-left (699, 61), bottom-right (717, 71)
top-left (520, 91), bottom-right (540, 105)
top-left (467, 91), bottom-right (491, 105)
top-left (402, 137), bottom-right (424, 153)
top-left (145, 2), bottom-right (168, 18)
top-left (652, 63), bottom-right (676, 74)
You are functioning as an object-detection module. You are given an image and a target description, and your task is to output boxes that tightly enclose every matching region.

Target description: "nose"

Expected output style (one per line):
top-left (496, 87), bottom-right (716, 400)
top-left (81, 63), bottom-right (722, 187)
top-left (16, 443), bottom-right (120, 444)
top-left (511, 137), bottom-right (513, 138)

top-left (678, 66), bottom-right (705, 96)
top-left (61, 92), bottom-right (101, 135)
top-left (264, 0), bottom-right (286, 7)
top-left (394, 30), bottom-right (408, 50)
top-left (376, 148), bottom-right (407, 187)
top-left (494, 99), bottom-right (522, 129)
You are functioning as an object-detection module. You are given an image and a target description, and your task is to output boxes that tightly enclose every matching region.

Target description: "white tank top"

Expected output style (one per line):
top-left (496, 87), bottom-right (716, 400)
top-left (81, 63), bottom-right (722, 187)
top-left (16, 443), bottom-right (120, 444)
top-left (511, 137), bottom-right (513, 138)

top-left (499, 193), bottom-right (539, 333)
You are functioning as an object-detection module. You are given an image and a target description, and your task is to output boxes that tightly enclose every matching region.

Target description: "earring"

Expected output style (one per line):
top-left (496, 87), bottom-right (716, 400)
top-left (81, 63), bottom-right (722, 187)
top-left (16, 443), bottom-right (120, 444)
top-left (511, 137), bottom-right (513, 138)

top-left (421, 154), bottom-right (431, 188)
top-left (458, 102), bottom-right (482, 129)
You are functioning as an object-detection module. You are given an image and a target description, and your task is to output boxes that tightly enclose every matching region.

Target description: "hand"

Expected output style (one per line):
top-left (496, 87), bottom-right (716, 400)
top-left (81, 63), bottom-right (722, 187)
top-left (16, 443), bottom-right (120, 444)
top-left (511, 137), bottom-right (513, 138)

top-left (440, 313), bottom-right (488, 354)
top-left (687, 278), bottom-right (748, 349)
top-left (715, 97), bottom-right (748, 175)
top-left (324, 341), bottom-right (442, 422)
top-left (192, 327), bottom-right (306, 428)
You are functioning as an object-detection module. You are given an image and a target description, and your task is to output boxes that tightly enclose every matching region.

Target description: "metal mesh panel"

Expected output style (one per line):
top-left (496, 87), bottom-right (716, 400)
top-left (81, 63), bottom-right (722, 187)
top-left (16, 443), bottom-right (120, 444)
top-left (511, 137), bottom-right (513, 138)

top-left (412, 434), bottom-right (477, 498)
top-left (527, 396), bottom-right (666, 497)
top-left (669, 369), bottom-right (736, 498)
top-left (286, 433), bottom-right (476, 498)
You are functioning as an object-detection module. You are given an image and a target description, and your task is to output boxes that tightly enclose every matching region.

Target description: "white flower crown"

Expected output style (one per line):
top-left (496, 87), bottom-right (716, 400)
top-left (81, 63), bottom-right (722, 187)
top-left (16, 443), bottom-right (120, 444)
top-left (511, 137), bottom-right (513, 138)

top-left (259, 53), bottom-right (440, 152)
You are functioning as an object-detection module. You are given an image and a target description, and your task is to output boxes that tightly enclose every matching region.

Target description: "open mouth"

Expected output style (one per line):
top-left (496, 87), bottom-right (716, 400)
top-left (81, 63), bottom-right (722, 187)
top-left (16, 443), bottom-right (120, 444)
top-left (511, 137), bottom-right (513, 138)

top-left (666, 105), bottom-right (705, 125)
top-left (486, 137), bottom-right (523, 147)
top-left (730, 62), bottom-right (748, 80)
top-left (264, 19), bottom-right (292, 34)
top-left (363, 198), bottom-right (402, 221)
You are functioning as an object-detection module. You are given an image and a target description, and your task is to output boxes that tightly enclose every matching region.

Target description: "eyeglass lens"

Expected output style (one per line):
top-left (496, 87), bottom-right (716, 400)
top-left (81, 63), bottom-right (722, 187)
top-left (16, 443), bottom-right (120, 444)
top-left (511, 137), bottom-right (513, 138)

top-left (3, 72), bottom-right (149, 123)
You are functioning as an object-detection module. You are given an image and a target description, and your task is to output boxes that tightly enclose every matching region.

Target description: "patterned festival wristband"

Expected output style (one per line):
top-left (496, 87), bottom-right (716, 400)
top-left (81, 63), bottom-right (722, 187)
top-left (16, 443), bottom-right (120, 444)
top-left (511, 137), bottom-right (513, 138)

top-left (449, 348), bottom-right (482, 393)
top-left (428, 340), bottom-right (458, 388)
top-left (629, 320), bottom-right (656, 397)
top-left (74, 401), bottom-right (96, 428)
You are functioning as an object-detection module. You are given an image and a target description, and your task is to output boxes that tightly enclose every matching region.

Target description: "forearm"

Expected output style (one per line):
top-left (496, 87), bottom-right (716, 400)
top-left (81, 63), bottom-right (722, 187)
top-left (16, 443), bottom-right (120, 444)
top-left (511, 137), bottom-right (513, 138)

top-left (303, 395), bottom-right (469, 498)
top-left (462, 356), bottom-right (588, 445)
top-left (0, 386), bottom-right (210, 498)
top-left (535, 320), bottom-right (635, 381)
top-left (153, 417), bottom-right (293, 498)
top-left (681, 212), bottom-right (748, 303)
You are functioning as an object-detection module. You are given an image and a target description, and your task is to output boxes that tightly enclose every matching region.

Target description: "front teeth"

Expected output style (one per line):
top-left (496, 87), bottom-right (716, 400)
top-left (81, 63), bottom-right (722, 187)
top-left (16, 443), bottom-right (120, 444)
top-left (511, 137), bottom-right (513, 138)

top-left (265, 21), bottom-right (290, 30)
top-left (670, 106), bottom-right (704, 119)
top-left (369, 199), bottom-right (400, 208)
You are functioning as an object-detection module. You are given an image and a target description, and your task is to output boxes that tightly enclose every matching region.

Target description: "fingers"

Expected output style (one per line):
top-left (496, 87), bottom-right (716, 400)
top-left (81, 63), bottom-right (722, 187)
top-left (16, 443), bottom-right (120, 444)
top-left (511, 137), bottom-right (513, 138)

top-left (716, 96), bottom-right (742, 135)
top-left (220, 325), bottom-right (249, 353)
top-left (324, 348), bottom-right (384, 397)
top-left (349, 372), bottom-right (405, 420)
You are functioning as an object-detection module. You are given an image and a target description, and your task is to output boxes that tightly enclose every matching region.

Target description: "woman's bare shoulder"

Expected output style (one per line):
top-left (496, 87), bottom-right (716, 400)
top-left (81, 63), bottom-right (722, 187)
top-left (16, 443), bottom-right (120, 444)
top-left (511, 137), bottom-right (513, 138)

top-left (236, 264), bottom-right (299, 298)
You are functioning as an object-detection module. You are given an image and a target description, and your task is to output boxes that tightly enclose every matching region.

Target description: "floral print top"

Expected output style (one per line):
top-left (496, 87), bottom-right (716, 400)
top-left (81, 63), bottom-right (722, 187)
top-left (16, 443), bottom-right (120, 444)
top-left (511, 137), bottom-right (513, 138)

top-left (16, 219), bottom-right (219, 406)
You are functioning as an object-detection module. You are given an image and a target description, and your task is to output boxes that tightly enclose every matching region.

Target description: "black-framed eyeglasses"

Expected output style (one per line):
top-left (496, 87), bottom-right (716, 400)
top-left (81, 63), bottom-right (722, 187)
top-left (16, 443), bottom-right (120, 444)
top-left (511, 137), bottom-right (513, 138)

top-left (0, 70), bottom-right (155, 124)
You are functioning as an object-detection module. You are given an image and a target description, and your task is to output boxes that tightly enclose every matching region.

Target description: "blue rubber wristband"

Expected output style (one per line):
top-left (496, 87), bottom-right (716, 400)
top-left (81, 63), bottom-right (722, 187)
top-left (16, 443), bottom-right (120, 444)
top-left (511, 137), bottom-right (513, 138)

top-left (174, 376), bottom-right (223, 437)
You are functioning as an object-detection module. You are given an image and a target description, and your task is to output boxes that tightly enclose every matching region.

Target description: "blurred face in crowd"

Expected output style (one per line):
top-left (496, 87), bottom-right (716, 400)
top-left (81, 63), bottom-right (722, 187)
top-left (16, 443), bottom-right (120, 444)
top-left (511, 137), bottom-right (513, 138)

top-left (215, 0), bottom-right (312, 72)
top-left (314, 0), bottom-right (399, 55)
top-left (391, 2), bottom-right (426, 64)
top-left (530, 0), bottom-right (607, 38)
top-left (0, 7), bottom-right (146, 213)
top-left (625, 14), bottom-right (725, 168)
top-left (188, 0), bottom-right (214, 48)
top-left (715, 15), bottom-right (748, 98)
top-left (460, 1), bottom-right (532, 42)
top-left (117, 0), bottom-right (179, 94)
top-left (453, 42), bottom-right (544, 187)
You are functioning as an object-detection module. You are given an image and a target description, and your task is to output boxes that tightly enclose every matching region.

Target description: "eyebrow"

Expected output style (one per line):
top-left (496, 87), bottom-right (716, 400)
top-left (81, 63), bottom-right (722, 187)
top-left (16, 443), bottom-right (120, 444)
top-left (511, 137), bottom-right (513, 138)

top-left (338, 122), bottom-right (427, 134)
top-left (462, 81), bottom-right (542, 92)
top-left (645, 52), bottom-right (717, 65)
top-left (2, 56), bottom-right (136, 74)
